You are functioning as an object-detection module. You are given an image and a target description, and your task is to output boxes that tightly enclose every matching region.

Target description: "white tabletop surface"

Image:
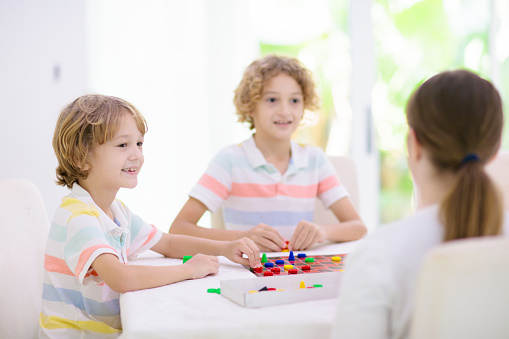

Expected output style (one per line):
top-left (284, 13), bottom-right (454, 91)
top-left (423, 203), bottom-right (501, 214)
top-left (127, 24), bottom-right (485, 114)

top-left (119, 240), bottom-right (362, 339)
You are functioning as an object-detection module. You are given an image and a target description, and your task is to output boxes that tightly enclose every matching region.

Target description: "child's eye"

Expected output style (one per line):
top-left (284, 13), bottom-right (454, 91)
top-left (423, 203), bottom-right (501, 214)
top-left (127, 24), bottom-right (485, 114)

top-left (137, 141), bottom-right (143, 147)
top-left (117, 143), bottom-right (127, 148)
top-left (291, 98), bottom-right (301, 104)
top-left (267, 98), bottom-right (277, 103)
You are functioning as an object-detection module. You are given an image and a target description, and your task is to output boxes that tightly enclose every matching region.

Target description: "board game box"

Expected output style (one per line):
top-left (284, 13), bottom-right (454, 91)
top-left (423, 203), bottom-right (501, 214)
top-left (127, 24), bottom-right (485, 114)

top-left (220, 271), bottom-right (343, 308)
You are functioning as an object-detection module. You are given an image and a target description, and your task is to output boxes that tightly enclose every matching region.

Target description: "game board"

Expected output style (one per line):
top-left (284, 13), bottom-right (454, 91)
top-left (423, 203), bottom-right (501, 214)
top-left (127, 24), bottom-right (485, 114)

top-left (246, 252), bottom-right (348, 277)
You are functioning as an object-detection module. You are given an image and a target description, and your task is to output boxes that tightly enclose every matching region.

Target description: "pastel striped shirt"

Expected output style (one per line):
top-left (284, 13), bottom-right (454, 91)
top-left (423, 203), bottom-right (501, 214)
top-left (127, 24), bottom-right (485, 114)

top-left (189, 136), bottom-right (349, 239)
top-left (39, 184), bottom-right (162, 338)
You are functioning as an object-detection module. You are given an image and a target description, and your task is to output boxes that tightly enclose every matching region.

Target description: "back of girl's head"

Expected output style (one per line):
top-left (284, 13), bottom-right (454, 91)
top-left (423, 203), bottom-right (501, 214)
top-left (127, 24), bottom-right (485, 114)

top-left (406, 70), bottom-right (504, 241)
top-left (53, 94), bottom-right (147, 189)
top-left (233, 54), bottom-right (320, 130)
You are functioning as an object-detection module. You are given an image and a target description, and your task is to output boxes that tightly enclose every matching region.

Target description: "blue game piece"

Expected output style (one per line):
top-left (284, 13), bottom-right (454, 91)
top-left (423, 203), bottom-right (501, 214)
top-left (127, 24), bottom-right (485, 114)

top-left (297, 253), bottom-right (306, 258)
top-left (264, 262), bottom-right (274, 268)
top-left (288, 251), bottom-right (295, 261)
top-left (275, 259), bottom-right (285, 265)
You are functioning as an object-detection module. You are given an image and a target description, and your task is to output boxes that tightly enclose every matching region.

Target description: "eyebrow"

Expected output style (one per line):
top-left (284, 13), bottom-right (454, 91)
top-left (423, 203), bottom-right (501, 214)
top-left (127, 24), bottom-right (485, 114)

top-left (263, 91), bottom-right (303, 95)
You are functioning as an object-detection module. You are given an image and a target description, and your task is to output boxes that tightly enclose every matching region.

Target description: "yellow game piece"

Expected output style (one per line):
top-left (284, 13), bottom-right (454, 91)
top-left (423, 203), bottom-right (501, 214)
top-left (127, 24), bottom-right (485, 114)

top-left (276, 289), bottom-right (285, 291)
top-left (249, 291), bottom-right (258, 293)
top-left (331, 256), bottom-right (342, 262)
top-left (300, 281), bottom-right (305, 289)
top-left (284, 264), bottom-right (293, 270)
top-left (281, 249), bottom-right (290, 252)
top-left (340, 269), bottom-right (344, 272)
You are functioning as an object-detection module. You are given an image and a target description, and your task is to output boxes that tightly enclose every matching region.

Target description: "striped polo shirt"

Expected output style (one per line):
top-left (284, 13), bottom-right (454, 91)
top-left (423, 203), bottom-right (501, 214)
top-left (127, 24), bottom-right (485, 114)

top-left (39, 184), bottom-right (162, 338)
top-left (190, 136), bottom-right (349, 239)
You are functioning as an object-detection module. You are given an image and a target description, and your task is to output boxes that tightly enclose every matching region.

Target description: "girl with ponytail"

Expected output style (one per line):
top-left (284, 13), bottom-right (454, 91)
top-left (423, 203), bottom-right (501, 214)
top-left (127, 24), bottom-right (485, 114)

top-left (331, 70), bottom-right (508, 339)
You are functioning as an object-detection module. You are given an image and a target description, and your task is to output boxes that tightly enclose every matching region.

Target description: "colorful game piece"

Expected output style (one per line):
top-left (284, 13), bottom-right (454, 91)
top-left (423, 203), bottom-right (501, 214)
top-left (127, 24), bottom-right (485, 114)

top-left (300, 281), bottom-right (305, 288)
top-left (207, 288), bottom-right (221, 294)
top-left (245, 254), bottom-right (347, 277)
top-left (183, 255), bottom-right (192, 263)
top-left (271, 267), bottom-right (281, 273)
top-left (313, 284), bottom-right (323, 288)
top-left (261, 253), bottom-right (268, 263)
top-left (263, 271), bottom-right (274, 276)
top-left (288, 251), bottom-right (295, 261)
top-left (331, 256), bottom-right (342, 262)
top-left (288, 268), bottom-right (298, 274)
top-left (267, 288), bottom-right (276, 291)
top-left (282, 249), bottom-right (290, 252)
top-left (284, 264), bottom-right (294, 271)
top-left (264, 262), bottom-right (274, 268)
top-left (297, 253), bottom-right (306, 258)
top-left (259, 286), bottom-right (268, 291)
top-left (304, 257), bottom-right (315, 263)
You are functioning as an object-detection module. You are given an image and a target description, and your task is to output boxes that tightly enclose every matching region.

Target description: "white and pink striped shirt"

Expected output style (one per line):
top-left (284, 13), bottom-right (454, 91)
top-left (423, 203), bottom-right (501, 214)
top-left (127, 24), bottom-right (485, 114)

top-left (39, 184), bottom-right (162, 338)
top-left (190, 136), bottom-right (349, 239)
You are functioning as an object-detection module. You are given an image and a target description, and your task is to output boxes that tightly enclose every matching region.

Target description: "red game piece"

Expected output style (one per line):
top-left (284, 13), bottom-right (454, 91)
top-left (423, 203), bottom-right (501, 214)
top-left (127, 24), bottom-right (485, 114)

top-left (253, 267), bottom-right (263, 273)
top-left (302, 265), bottom-right (311, 270)
top-left (271, 267), bottom-right (281, 273)
top-left (263, 271), bottom-right (274, 276)
top-left (267, 288), bottom-right (276, 291)
top-left (288, 268), bottom-right (298, 274)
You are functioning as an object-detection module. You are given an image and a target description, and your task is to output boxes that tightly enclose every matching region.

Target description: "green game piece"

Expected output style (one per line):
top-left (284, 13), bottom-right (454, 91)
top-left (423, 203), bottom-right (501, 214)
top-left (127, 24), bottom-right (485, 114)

top-left (304, 257), bottom-right (315, 263)
top-left (207, 288), bottom-right (220, 294)
top-left (313, 284), bottom-right (323, 288)
top-left (216, 288), bottom-right (221, 294)
top-left (183, 255), bottom-right (192, 263)
top-left (261, 253), bottom-right (268, 263)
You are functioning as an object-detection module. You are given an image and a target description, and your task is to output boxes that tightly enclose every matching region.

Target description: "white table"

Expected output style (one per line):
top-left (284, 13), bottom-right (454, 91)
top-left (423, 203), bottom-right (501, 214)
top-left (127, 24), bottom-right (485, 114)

top-left (119, 240), bottom-right (362, 339)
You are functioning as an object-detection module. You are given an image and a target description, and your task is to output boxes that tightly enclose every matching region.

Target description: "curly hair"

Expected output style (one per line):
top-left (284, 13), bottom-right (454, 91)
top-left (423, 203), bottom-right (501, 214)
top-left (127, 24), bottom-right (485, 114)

top-left (233, 54), bottom-right (320, 130)
top-left (53, 94), bottom-right (147, 189)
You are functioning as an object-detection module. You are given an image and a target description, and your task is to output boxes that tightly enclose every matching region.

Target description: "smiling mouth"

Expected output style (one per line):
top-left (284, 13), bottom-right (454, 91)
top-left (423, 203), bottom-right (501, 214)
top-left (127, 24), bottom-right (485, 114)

top-left (274, 121), bottom-right (292, 125)
top-left (121, 168), bottom-right (137, 173)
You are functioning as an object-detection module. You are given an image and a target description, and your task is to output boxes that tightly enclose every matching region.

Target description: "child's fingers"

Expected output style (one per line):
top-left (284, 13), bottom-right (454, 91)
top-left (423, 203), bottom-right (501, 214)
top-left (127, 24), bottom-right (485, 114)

top-left (237, 238), bottom-right (261, 268)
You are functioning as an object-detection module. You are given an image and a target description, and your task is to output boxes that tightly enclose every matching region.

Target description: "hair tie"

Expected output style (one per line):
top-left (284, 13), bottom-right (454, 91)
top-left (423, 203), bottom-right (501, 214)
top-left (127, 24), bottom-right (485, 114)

top-left (461, 153), bottom-right (480, 165)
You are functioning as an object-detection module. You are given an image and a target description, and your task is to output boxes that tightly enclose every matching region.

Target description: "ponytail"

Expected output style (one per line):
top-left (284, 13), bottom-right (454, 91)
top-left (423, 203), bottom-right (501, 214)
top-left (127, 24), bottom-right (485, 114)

top-left (440, 161), bottom-right (503, 241)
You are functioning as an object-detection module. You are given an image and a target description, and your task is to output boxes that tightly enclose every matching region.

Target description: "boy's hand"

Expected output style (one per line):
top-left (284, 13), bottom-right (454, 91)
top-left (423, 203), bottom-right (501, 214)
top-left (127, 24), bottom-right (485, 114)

top-left (223, 237), bottom-right (261, 268)
top-left (243, 223), bottom-right (286, 252)
top-left (183, 254), bottom-right (219, 279)
top-left (289, 220), bottom-right (326, 251)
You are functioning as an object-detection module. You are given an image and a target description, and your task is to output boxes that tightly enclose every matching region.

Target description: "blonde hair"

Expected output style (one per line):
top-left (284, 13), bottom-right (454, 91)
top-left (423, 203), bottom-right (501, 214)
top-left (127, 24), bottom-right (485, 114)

top-left (233, 54), bottom-right (320, 130)
top-left (406, 70), bottom-right (504, 241)
top-left (53, 94), bottom-right (147, 189)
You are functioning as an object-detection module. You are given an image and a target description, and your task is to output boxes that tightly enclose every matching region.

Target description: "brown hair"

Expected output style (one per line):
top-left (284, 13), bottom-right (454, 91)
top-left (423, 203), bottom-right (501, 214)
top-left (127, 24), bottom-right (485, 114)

top-left (233, 54), bottom-right (320, 130)
top-left (406, 70), bottom-right (504, 241)
top-left (53, 94), bottom-right (147, 189)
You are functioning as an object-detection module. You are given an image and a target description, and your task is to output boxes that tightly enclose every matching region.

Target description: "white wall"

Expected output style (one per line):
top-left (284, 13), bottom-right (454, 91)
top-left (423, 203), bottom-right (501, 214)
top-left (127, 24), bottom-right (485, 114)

top-left (0, 0), bottom-right (89, 218)
top-left (0, 0), bottom-right (379, 231)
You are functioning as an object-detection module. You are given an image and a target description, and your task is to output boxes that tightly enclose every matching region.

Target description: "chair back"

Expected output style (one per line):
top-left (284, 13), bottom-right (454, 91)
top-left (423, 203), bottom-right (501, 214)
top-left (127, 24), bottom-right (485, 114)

top-left (211, 156), bottom-right (359, 228)
top-left (0, 179), bottom-right (50, 339)
top-left (410, 237), bottom-right (509, 339)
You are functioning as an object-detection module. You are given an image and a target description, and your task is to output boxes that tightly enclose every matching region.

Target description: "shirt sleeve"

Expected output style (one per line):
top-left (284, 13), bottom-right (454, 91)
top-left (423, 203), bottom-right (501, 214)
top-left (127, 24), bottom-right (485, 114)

top-left (64, 208), bottom-right (119, 286)
top-left (331, 235), bottom-right (393, 339)
top-left (316, 149), bottom-right (349, 208)
top-left (127, 210), bottom-right (163, 260)
top-left (189, 149), bottom-right (233, 213)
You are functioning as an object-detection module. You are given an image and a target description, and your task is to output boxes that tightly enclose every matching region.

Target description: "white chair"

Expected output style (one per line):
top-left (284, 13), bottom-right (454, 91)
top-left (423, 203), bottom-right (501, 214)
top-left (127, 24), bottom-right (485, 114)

top-left (211, 156), bottom-right (359, 228)
top-left (0, 179), bottom-right (50, 339)
top-left (410, 237), bottom-right (509, 339)
top-left (486, 150), bottom-right (509, 210)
